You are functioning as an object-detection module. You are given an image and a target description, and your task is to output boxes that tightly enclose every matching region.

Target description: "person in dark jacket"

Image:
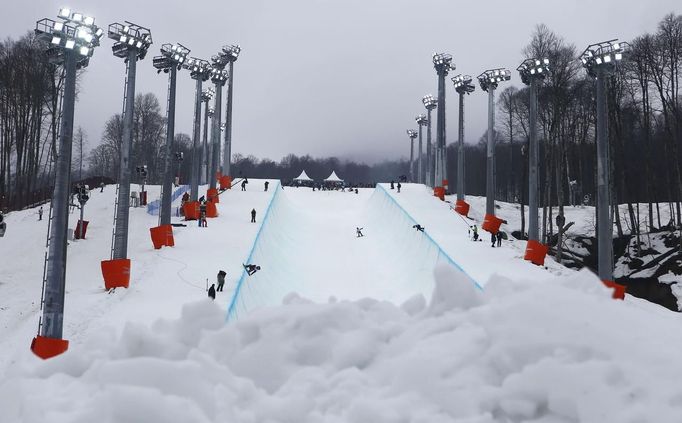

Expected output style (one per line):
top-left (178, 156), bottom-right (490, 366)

top-left (217, 270), bottom-right (226, 291)
top-left (264, 181), bottom-right (269, 191)
top-left (397, 182), bottom-right (401, 193)
top-left (208, 284), bottom-right (216, 300)
top-left (390, 180), bottom-right (395, 190)
top-left (241, 180), bottom-right (248, 191)
top-left (497, 232), bottom-right (503, 247)
top-left (251, 208), bottom-right (257, 223)
top-left (491, 232), bottom-right (496, 248)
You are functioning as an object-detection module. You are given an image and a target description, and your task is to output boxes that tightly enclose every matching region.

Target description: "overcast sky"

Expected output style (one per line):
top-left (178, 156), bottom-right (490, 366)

top-left (3, 0), bottom-right (679, 164)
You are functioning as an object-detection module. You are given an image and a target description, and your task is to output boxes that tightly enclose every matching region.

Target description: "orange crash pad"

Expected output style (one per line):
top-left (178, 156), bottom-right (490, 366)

top-left (524, 239), bottom-right (549, 266)
top-left (31, 335), bottom-right (69, 359)
top-left (101, 258), bottom-right (131, 290)
top-left (150, 224), bottom-right (174, 249)
top-left (482, 214), bottom-right (504, 234)
top-left (454, 199), bottom-right (470, 217)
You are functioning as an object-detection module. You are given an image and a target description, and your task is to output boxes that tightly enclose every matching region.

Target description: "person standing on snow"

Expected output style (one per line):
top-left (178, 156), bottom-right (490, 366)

top-left (390, 180), bottom-right (395, 190)
top-left (251, 208), bottom-right (257, 223)
top-left (497, 232), bottom-right (503, 247)
top-left (217, 270), bottom-right (226, 292)
top-left (491, 232), bottom-right (496, 248)
top-left (264, 181), bottom-right (269, 192)
top-left (241, 180), bottom-right (248, 191)
top-left (356, 227), bottom-right (364, 237)
top-left (38, 206), bottom-right (43, 221)
top-left (397, 182), bottom-right (401, 193)
top-left (208, 283), bottom-right (216, 300)
top-left (471, 225), bottom-right (479, 241)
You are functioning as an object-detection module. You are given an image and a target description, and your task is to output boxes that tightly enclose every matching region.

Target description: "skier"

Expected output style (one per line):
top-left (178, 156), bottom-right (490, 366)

top-left (390, 180), bottom-right (395, 190)
top-left (471, 225), bottom-right (479, 241)
top-left (413, 224), bottom-right (425, 232)
top-left (264, 181), bottom-right (270, 192)
top-left (397, 182), bottom-right (401, 193)
top-left (208, 283), bottom-right (216, 300)
top-left (251, 208), bottom-right (256, 223)
top-left (217, 270), bottom-right (226, 292)
top-left (356, 227), bottom-right (364, 237)
top-left (244, 264), bottom-right (261, 276)
top-left (38, 206), bottom-right (43, 221)
top-left (241, 180), bottom-right (247, 191)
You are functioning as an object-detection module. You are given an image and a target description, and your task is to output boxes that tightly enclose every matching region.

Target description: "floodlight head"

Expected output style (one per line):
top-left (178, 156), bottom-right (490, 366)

top-left (184, 57), bottom-right (211, 81)
top-left (580, 39), bottom-right (628, 77)
top-left (35, 9), bottom-right (103, 66)
top-left (407, 129), bottom-right (418, 139)
top-left (222, 44), bottom-right (241, 62)
top-left (422, 94), bottom-right (437, 110)
top-left (154, 42), bottom-right (190, 72)
top-left (210, 66), bottom-right (228, 85)
top-left (108, 22), bottom-right (153, 60)
top-left (477, 68), bottom-right (511, 92)
top-left (452, 74), bottom-right (476, 95)
top-left (432, 52), bottom-right (454, 75)
top-left (416, 114), bottom-right (428, 126)
top-left (516, 58), bottom-right (550, 85)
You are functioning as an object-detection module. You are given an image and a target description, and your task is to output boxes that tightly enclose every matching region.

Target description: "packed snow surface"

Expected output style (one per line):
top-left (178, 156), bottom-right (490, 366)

top-left (2, 181), bottom-right (681, 422)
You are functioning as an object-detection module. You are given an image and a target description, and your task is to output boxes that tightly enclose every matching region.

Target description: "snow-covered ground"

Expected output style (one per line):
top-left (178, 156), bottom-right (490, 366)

top-left (2, 181), bottom-right (682, 422)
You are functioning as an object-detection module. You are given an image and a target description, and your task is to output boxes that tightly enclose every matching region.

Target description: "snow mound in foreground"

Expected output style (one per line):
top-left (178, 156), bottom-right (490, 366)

top-left (3, 268), bottom-right (682, 423)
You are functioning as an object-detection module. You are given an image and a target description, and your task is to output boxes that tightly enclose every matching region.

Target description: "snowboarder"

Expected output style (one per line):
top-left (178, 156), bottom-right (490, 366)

top-left (356, 227), bottom-right (364, 237)
top-left (208, 284), bottom-right (216, 300)
top-left (491, 232), bottom-right (496, 248)
top-left (496, 231), bottom-right (503, 247)
top-left (244, 264), bottom-right (261, 276)
top-left (397, 182), bottom-right (401, 193)
top-left (390, 180), bottom-right (395, 190)
top-left (264, 181), bottom-right (270, 192)
top-left (471, 225), bottom-right (479, 241)
top-left (38, 206), bottom-right (43, 221)
top-left (241, 180), bottom-right (247, 191)
top-left (251, 208), bottom-right (256, 223)
top-left (217, 270), bottom-right (226, 292)
top-left (413, 224), bottom-right (425, 232)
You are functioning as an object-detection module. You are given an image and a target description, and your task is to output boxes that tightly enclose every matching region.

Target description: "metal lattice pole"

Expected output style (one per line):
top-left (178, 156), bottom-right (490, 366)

top-left (209, 83), bottom-right (222, 189)
top-left (528, 77), bottom-right (539, 242)
top-left (223, 60), bottom-right (234, 177)
top-left (457, 92), bottom-right (465, 202)
top-left (435, 71), bottom-right (446, 186)
top-left (486, 88), bottom-right (496, 216)
top-left (190, 78), bottom-right (202, 201)
top-left (41, 50), bottom-right (77, 339)
top-left (596, 68), bottom-right (613, 281)
top-left (159, 66), bottom-right (177, 226)
top-left (202, 100), bottom-right (211, 185)
top-left (112, 49), bottom-right (137, 259)
top-left (426, 108), bottom-right (434, 187)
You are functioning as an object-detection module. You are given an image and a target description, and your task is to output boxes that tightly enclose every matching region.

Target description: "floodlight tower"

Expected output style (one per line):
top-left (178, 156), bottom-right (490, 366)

top-left (153, 43), bottom-right (190, 226)
top-left (416, 114), bottom-right (428, 184)
top-left (407, 130), bottom-right (418, 182)
top-left (221, 45), bottom-right (240, 179)
top-left (517, 58), bottom-right (550, 264)
top-left (183, 57), bottom-right (211, 202)
top-left (105, 21), bottom-right (152, 282)
top-left (451, 75), bottom-right (475, 216)
top-left (477, 68), bottom-right (511, 233)
top-left (207, 53), bottom-right (229, 200)
top-left (201, 88), bottom-right (215, 184)
top-left (422, 95), bottom-right (437, 188)
top-left (580, 40), bottom-right (628, 287)
top-left (32, 8), bottom-right (103, 359)
top-left (432, 53), bottom-right (454, 195)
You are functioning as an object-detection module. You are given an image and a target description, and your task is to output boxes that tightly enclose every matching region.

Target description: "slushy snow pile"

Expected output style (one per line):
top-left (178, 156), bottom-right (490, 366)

top-left (3, 266), bottom-right (682, 423)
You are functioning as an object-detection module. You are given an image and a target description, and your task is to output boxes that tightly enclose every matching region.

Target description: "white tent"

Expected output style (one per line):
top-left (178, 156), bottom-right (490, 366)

top-left (324, 171), bottom-right (343, 183)
top-left (293, 170), bottom-right (313, 181)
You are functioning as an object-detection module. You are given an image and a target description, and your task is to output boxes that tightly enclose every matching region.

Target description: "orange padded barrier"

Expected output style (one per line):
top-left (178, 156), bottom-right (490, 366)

top-left (602, 280), bottom-right (626, 300)
top-left (74, 220), bottom-right (89, 239)
top-left (206, 201), bottom-right (218, 218)
top-left (150, 224), bottom-right (174, 249)
top-left (207, 188), bottom-right (219, 204)
top-left (433, 187), bottom-right (445, 201)
top-left (219, 175), bottom-right (232, 190)
top-left (454, 199), bottom-right (470, 217)
top-left (31, 336), bottom-right (69, 359)
top-left (101, 258), bottom-right (131, 290)
top-left (183, 201), bottom-right (200, 220)
top-left (524, 239), bottom-right (549, 266)
top-left (482, 214), bottom-right (504, 234)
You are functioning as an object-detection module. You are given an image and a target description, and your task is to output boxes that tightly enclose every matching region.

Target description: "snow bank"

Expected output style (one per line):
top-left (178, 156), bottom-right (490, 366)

top-left (4, 268), bottom-right (682, 422)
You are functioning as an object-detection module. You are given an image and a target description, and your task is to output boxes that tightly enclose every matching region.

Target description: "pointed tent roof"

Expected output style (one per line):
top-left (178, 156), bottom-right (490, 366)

top-left (324, 171), bottom-right (343, 182)
top-left (293, 170), bottom-right (313, 181)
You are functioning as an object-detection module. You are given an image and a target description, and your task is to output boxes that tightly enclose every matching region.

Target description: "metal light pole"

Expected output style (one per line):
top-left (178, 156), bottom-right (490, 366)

top-left (154, 43), bottom-right (190, 226)
top-left (183, 58), bottom-right (210, 202)
top-left (477, 68), bottom-right (511, 222)
top-left (422, 95), bottom-right (437, 188)
top-left (452, 75), bottom-right (475, 209)
top-left (416, 114), bottom-right (428, 184)
top-left (407, 130), bottom-right (418, 182)
top-left (221, 45), bottom-right (240, 178)
top-left (208, 53), bottom-right (229, 192)
top-left (108, 21), bottom-right (152, 261)
top-left (432, 53), bottom-right (454, 193)
top-left (518, 58), bottom-right (550, 259)
top-left (202, 98), bottom-right (214, 185)
top-left (580, 40), bottom-right (628, 286)
top-left (32, 8), bottom-right (103, 358)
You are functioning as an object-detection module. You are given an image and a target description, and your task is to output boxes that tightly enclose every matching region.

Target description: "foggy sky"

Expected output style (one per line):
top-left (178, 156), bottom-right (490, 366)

top-left (3, 0), bottom-right (679, 164)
